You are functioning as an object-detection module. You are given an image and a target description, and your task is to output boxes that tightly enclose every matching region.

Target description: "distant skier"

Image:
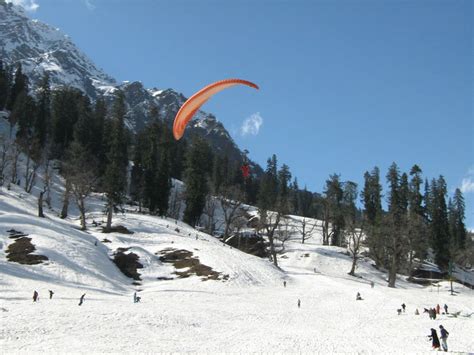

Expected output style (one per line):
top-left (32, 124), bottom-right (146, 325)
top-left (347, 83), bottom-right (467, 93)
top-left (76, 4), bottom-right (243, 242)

top-left (401, 303), bottom-right (406, 312)
top-left (427, 328), bottom-right (440, 350)
top-left (297, 299), bottom-right (301, 308)
top-left (439, 325), bottom-right (449, 352)
top-left (436, 304), bottom-right (441, 315)
top-left (283, 281), bottom-right (287, 288)
top-left (415, 308), bottom-right (419, 315)
top-left (78, 293), bottom-right (86, 306)
top-left (49, 290), bottom-right (54, 299)
top-left (443, 304), bottom-right (448, 314)
top-left (356, 292), bottom-right (362, 300)
top-left (33, 290), bottom-right (38, 302)
top-left (397, 309), bottom-right (402, 316)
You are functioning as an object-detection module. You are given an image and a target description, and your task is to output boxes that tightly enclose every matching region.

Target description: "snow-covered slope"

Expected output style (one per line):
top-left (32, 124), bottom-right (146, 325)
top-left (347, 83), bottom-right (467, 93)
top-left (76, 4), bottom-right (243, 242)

top-left (1, 159), bottom-right (473, 352)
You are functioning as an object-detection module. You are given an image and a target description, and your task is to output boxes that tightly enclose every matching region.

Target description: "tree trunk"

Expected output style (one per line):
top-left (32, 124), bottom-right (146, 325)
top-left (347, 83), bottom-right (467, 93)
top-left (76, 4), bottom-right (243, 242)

top-left (388, 253), bottom-right (398, 288)
top-left (106, 202), bottom-right (113, 230)
top-left (38, 191), bottom-right (45, 218)
top-left (60, 180), bottom-right (71, 219)
top-left (79, 198), bottom-right (87, 230)
top-left (268, 233), bottom-right (278, 267)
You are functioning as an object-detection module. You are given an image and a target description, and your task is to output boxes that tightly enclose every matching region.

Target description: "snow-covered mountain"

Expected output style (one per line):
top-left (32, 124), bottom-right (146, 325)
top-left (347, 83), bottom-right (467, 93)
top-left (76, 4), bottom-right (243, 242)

top-left (0, 1), bottom-right (256, 168)
top-left (0, 1), bottom-right (115, 97)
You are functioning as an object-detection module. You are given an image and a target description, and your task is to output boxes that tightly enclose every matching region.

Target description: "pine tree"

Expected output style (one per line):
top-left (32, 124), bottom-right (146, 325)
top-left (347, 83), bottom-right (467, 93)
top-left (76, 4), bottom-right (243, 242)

top-left (91, 97), bottom-right (107, 179)
top-left (407, 165), bottom-right (428, 274)
top-left (155, 123), bottom-right (172, 216)
top-left (429, 176), bottom-right (451, 269)
top-left (362, 167), bottom-right (385, 267)
top-left (323, 174), bottom-right (345, 246)
top-left (51, 88), bottom-right (81, 158)
top-left (385, 162), bottom-right (408, 287)
top-left (449, 188), bottom-right (467, 251)
top-left (277, 163), bottom-right (292, 214)
top-left (104, 91), bottom-right (129, 230)
top-left (183, 137), bottom-right (212, 226)
top-left (6, 64), bottom-right (28, 111)
top-left (0, 60), bottom-right (10, 110)
top-left (34, 74), bottom-right (51, 149)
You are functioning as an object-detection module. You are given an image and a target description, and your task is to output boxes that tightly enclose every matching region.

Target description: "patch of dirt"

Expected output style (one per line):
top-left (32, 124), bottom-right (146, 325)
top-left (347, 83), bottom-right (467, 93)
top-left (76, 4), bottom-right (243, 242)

top-left (7, 229), bottom-right (28, 239)
top-left (157, 248), bottom-right (228, 281)
top-left (112, 248), bottom-right (143, 280)
top-left (102, 225), bottom-right (134, 234)
top-left (6, 236), bottom-right (48, 265)
top-left (157, 276), bottom-right (174, 281)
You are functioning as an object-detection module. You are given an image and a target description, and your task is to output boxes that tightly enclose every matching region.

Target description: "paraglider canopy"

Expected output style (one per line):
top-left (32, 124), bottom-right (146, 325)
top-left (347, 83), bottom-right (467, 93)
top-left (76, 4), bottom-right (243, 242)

top-left (173, 79), bottom-right (259, 140)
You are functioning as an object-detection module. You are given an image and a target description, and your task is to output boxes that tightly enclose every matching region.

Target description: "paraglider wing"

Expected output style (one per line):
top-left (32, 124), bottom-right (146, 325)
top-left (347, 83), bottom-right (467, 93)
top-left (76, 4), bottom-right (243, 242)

top-left (173, 79), bottom-right (259, 140)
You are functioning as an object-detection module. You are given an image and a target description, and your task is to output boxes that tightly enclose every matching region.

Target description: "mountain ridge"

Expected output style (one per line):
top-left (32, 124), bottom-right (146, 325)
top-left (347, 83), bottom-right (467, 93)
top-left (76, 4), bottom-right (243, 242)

top-left (0, 1), bottom-right (259, 171)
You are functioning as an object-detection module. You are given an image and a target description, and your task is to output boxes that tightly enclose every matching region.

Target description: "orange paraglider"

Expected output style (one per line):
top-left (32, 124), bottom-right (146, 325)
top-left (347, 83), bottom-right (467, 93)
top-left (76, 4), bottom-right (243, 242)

top-left (173, 79), bottom-right (259, 140)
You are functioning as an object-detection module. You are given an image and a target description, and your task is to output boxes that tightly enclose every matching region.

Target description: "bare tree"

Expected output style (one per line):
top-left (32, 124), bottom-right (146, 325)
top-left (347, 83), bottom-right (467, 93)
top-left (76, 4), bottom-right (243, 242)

top-left (293, 217), bottom-right (319, 244)
top-left (201, 195), bottom-right (219, 233)
top-left (8, 143), bottom-right (21, 185)
top-left (42, 158), bottom-right (53, 208)
top-left (321, 198), bottom-right (332, 245)
top-left (64, 142), bottom-right (97, 230)
top-left (60, 178), bottom-right (71, 219)
top-left (258, 208), bottom-right (283, 267)
top-left (275, 215), bottom-right (293, 252)
top-left (38, 187), bottom-right (46, 218)
top-left (169, 187), bottom-right (184, 221)
top-left (347, 221), bottom-right (365, 276)
top-left (0, 133), bottom-right (11, 186)
top-left (219, 186), bottom-right (248, 241)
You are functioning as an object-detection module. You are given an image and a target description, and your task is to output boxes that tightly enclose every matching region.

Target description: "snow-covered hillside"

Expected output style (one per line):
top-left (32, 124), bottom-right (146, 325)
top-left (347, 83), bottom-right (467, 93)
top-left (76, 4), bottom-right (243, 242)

top-left (1, 156), bottom-right (473, 353)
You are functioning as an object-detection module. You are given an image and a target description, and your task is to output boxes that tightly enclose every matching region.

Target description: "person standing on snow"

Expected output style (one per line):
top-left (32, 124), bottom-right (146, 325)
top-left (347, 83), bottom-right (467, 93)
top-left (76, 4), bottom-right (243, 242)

top-left (78, 293), bottom-right (86, 306)
top-left (439, 325), bottom-right (449, 352)
top-left (33, 290), bottom-right (38, 302)
top-left (443, 304), bottom-right (448, 314)
top-left (297, 299), bottom-right (301, 308)
top-left (401, 303), bottom-right (406, 312)
top-left (436, 304), bottom-right (441, 315)
top-left (49, 290), bottom-right (54, 299)
top-left (428, 328), bottom-right (440, 350)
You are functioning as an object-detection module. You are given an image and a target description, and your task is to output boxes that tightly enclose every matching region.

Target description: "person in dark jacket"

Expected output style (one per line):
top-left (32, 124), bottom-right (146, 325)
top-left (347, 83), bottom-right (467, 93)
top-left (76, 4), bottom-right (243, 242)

top-left (443, 304), bottom-right (448, 314)
top-left (428, 328), bottom-right (440, 350)
top-left (439, 325), bottom-right (449, 352)
top-left (49, 290), bottom-right (54, 299)
top-left (33, 290), bottom-right (38, 302)
top-left (78, 293), bottom-right (86, 306)
top-left (401, 303), bottom-right (406, 312)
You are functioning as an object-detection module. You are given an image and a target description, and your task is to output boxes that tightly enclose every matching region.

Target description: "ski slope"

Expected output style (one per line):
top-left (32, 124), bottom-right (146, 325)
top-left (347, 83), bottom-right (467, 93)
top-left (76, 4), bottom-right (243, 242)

top-left (0, 146), bottom-right (473, 353)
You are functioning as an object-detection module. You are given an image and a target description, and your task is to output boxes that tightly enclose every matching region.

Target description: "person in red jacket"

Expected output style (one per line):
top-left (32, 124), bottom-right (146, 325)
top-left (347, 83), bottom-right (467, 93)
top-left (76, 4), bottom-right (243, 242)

top-left (436, 304), bottom-right (441, 314)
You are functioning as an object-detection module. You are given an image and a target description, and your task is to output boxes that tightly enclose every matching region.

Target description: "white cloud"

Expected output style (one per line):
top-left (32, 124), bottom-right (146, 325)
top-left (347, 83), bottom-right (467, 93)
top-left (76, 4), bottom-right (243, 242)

top-left (460, 166), bottom-right (474, 194)
top-left (84, 0), bottom-right (96, 11)
top-left (460, 177), bottom-right (474, 194)
top-left (6, 0), bottom-right (39, 12)
top-left (241, 112), bottom-right (263, 137)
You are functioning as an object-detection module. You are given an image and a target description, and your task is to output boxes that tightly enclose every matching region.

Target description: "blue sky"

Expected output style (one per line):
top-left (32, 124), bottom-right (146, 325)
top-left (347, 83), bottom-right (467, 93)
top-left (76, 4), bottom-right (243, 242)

top-left (14, 0), bottom-right (474, 229)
